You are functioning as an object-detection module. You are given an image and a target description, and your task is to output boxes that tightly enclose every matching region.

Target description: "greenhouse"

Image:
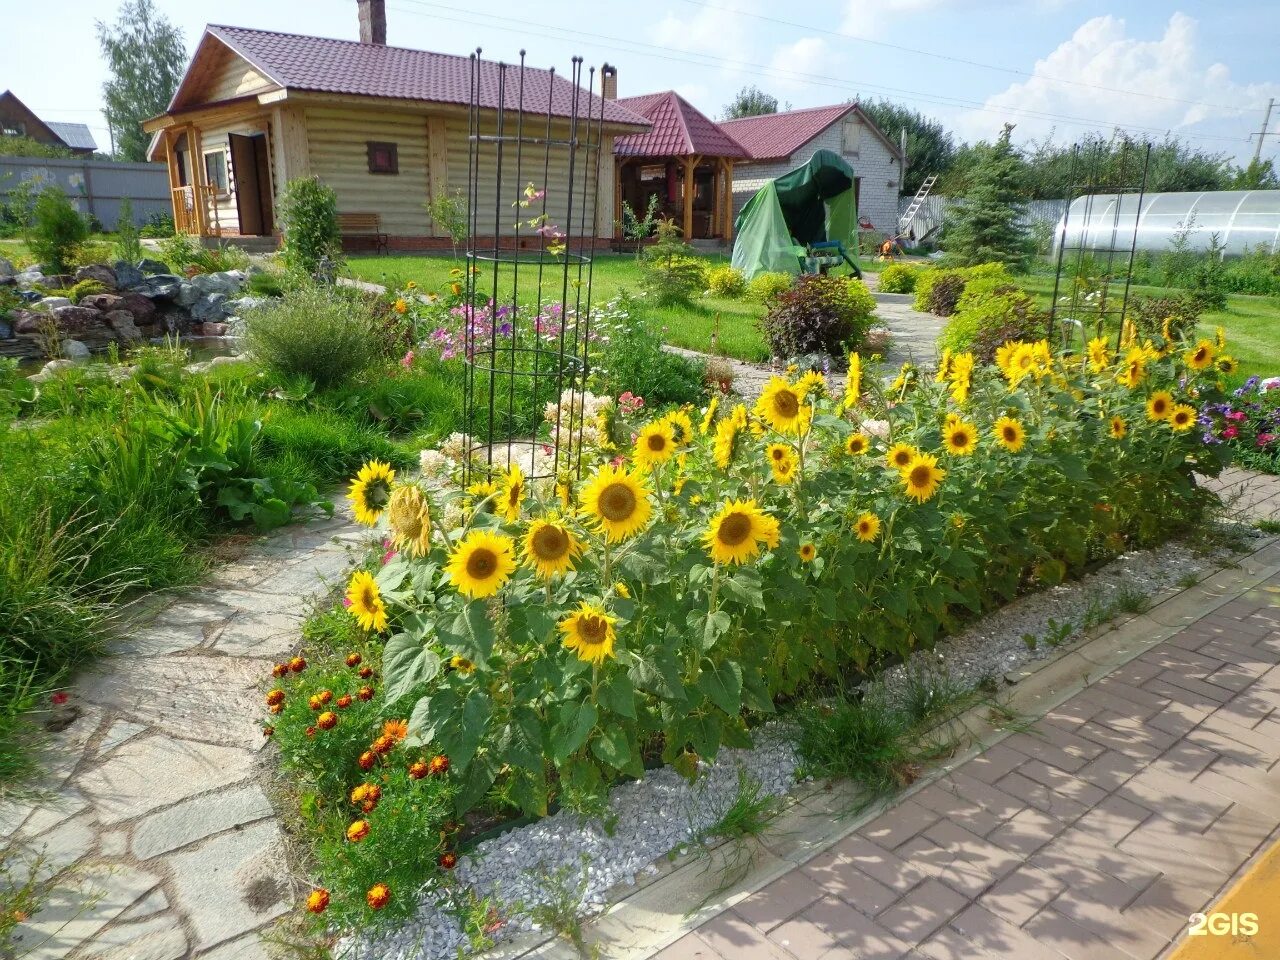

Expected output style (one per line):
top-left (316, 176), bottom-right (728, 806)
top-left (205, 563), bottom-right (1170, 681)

top-left (1054, 189), bottom-right (1280, 257)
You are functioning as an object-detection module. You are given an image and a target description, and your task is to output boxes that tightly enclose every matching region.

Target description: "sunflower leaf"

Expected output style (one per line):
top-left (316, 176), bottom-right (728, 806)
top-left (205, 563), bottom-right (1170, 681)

top-left (552, 702), bottom-right (597, 761)
top-left (698, 659), bottom-right (743, 715)
top-left (383, 633), bottom-right (442, 703)
top-left (598, 671), bottom-right (636, 719)
top-left (590, 725), bottom-right (631, 769)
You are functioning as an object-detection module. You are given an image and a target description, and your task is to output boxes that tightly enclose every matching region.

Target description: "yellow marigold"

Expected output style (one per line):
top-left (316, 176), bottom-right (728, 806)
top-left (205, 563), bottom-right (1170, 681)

top-left (1185, 339), bottom-right (1215, 371)
top-left (522, 516), bottom-right (582, 580)
top-left (993, 416), bottom-right (1026, 453)
top-left (902, 453), bottom-right (945, 503)
top-left (885, 442), bottom-right (918, 472)
top-left (765, 443), bottom-right (798, 484)
top-left (1146, 390), bottom-right (1174, 422)
top-left (1168, 404), bottom-right (1197, 432)
top-left (558, 601), bottom-right (618, 666)
top-left (394, 298), bottom-right (408, 314)
top-left (347, 460), bottom-right (395, 526)
top-left (846, 432), bottom-right (870, 456)
top-left (386, 484), bottom-right (431, 557)
top-left (703, 499), bottom-right (779, 565)
top-left (445, 529), bottom-right (517, 599)
top-left (346, 570), bottom-right (388, 633)
top-left (496, 464), bottom-right (525, 523)
top-left (943, 419), bottom-right (979, 456)
top-left (634, 419), bottom-right (677, 469)
top-left (580, 463), bottom-right (652, 542)
top-left (1087, 336), bottom-right (1111, 373)
top-left (854, 512), bottom-right (881, 542)
top-left (755, 377), bottom-right (808, 434)
top-left (347, 819), bottom-right (371, 842)
top-left (843, 351), bottom-right (862, 409)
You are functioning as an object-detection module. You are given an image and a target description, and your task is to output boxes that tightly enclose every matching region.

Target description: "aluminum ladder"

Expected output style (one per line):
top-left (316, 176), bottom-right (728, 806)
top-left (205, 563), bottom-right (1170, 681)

top-left (897, 174), bottom-right (938, 237)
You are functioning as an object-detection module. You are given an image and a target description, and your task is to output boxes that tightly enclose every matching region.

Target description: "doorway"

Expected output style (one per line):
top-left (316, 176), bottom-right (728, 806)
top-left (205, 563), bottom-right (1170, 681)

top-left (229, 133), bottom-right (274, 236)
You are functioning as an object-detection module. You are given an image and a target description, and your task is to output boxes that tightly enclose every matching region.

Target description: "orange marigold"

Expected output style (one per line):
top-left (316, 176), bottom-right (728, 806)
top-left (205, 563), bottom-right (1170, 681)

top-left (347, 820), bottom-right (371, 842)
top-left (336, 695), bottom-right (353, 709)
top-left (427, 754), bottom-right (450, 776)
top-left (439, 851), bottom-right (458, 870)
top-left (318, 690), bottom-right (333, 705)
top-left (408, 760), bottom-right (429, 780)
top-left (359, 666), bottom-right (375, 680)
top-left (269, 703), bottom-right (283, 715)
top-left (306, 889), bottom-right (330, 914)
top-left (265, 689), bottom-right (285, 707)
top-left (358, 686), bottom-right (375, 701)
top-left (382, 719), bottom-right (408, 743)
top-left (262, 726), bottom-right (274, 737)
top-left (305, 726), bottom-right (316, 738)
top-left (317, 711), bottom-right (338, 730)
top-left (371, 735), bottom-right (394, 755)
top-left (345, 653), bottom-right (363, 668)
top-left (366, 883), bottom-right (391, 910)
top-left (358, 751), bottom-right (376, 770)
top-left (272, 663), bottom-right (288, 678)
top-left (289, 657), bottom-right (307, 673)
top-left (308, 695), bottom-right (324, 711)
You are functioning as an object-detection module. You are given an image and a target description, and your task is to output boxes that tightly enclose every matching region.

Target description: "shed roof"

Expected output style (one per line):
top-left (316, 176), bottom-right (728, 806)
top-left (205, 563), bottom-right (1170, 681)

top-left (45, 122), bottom-right (97, 151)
top-left (171, 26), bottom-right (648, 129)
top-left (718, 104), bottom-right (855, 162)
top-left (613, 91), bottom-right (748, 159)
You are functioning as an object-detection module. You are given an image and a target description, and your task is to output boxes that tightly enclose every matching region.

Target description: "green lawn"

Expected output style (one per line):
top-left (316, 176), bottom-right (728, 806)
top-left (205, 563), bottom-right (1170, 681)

top-left (1017, 274), bottom-right (1280, 380)
top-left (0, 238), bottom-right (32, 264)
top-left (345, 251), bottom-right (772, 362)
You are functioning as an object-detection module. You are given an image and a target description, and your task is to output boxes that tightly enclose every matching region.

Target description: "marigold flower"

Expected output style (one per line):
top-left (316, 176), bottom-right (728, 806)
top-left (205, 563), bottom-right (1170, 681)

top-left (263, 726), bottom-right (274, 737)
top-left (347, 819), bottom-right (371, 842)
top-left (272, 663), bottom-right (289, 678)
top-left (359, 666), bottom-right (374, 680)
top-left (317, 711), bottom-right (338, 730)
top-left (382, 720), bottom-right (408, 743)
top-left (358, 686), bottom-right (375, 701)
top-left (408, 760), bottom-right (429, 780)
top-left (306, 888), bottom-right (330, 914)
top-left (305, 726), bottom-right (316, 738)
top-left (269, 703), bottom-right (283, 715)
top-left (318, 690), bottom-right (333, 705)
top-left (308, 695), bottom-right (324, 711)
top-left (439, 852), bottom-right (459, 870)
top-left (359, 751), bottom-right (376, 770)
top-left (371, 734), bottom-right (394, 755)
top-left (336, 695), bottom-right (353, 709)
top-left (346, 653), bottom-right (363, 668)
top-left (427, 754), bottom-right (451, 776)
top-left (366, 883), bottom-right (391, 910)
top-left (289, 657), bottom-right (307, 673)
top-left (266, 689), bottom-right (285, 707)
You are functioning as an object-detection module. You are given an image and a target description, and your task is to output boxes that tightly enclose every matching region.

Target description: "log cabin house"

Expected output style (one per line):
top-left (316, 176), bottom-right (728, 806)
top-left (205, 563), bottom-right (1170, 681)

top-left (142, 0), bottom-right (649, 250)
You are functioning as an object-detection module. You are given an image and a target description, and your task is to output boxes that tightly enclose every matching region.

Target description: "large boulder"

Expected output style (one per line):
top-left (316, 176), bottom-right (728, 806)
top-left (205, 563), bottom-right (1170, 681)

top-left (104, 310), bottom-right (143, 343)
top-left (60, 339), bottom-right (91, 360)
top-left (113, 260), bottom-right (144, 290)
top-left (38, 296), bottom-right (73, 311)
top-left (138, 258), bottom-right (171, 275)
top-left (0, 258), bottom-right (14, 283)
top-left (51, 305), bottom-right (99, 332)
top-left (117, 292), bottom-right (157, 325)
top-left (12, 310), bottom-right (43, 335)
top-left (226, 295), bottom-right (269, 314)
top-left (174, 281), bottom-right (201, 308)
top-left (0, 320), bottom-right (11, 339)
top-left (134, 274), bottom-right (183, 301)
top-left (191, 293), bottom-right (227, 322)
top-left (74, 264), bottom-right (117, 288)
top-left (155, 303), bottom-right (193, 334)
top-left (191, 271), bottom-right (245, 297)
top-left (198, 322), bottom-right (230, 336)
top-left (80, 293), bottom-right (126, 314)
top-left (16, 268), bottom-right (45, 288)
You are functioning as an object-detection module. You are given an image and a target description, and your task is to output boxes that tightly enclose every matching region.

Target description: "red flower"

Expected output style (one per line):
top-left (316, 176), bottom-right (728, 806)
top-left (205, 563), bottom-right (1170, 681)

top-left (265, 689), bottom-right (285, 707)
top-left (289, 657), bottom-right (307, 673)
top-left (272, 663), bottom-right (289, 678)
top-left (336, 695), bottom-right (353, 709)
top-left (359, 666), bottom-right (374, 680)
top-left (427, 755), bottom-right (450, 776)
top-left (263, 726), bottom-right (274, 737)
top-left (305, 726), bottom-right (316, 738)
top-left (408, 760), bottom-right (429, 780)
top-left (438, 852), bottom-right (458, 870)
top-left (51, 691), bottom-right (69, 706)
top-left (358, 686), bottom-right (375, 702)
top-left (345, 653), bottom-right (363, 668)
top-left (306, 889), bottom-right (330, 914)
top-left (359, 751), bottom-right (376, 770)
top-left (317, 711), bottom-right (338, 730)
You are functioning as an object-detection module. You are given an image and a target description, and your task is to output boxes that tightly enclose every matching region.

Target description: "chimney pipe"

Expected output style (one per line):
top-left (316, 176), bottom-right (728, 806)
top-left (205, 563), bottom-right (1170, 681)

top-left (358, 0), bottom-right (386, 45)
top-left (601, 64), bottom-right (617, 101)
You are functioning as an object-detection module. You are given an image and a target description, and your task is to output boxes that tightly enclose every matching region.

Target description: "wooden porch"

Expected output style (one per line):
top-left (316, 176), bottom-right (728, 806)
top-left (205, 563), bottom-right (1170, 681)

top-left (615, 155), bottom-right (735, 243)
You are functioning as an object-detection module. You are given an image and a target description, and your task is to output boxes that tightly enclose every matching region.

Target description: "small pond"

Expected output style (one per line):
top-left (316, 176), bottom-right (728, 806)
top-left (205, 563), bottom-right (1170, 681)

top-left (17, 336), bottom-right (244, 376)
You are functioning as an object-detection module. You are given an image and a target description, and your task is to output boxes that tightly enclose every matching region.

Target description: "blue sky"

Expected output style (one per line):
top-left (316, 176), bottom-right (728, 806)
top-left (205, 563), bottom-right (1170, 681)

top-left (6, 0), bottom-right (1279, 164)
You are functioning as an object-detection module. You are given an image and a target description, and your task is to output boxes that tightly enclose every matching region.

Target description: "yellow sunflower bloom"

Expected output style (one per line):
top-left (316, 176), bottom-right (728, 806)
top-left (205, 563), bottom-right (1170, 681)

top-left (1168, 404), bottom-right (1197, 432)
top-left (949, 353), bottom-right (974, 405)
top-left (886, 442), bottom-right (918, 472)
top-left (346, 570), bottom-right (388, 633)
top-left (1215, 326), bottom-right (1227, 351)
top-left (755, 377), bottom-right (808, 434)
top-left (798, 369), bottom-right (826, 397)
top-left (703, 499), bottom-right (780, 565)
top-left (665, 409), bottom-right (695, 448)
top-left (1215, 355), bottom-right (1238, 375)
top-left (995, 341), bottom-right (1020, 375)
top-left (765, 443), bottom-right (798, 484)
top-left (845, 432), bottom-right (870, 456)
top-left (445, 529), bottom-right (517, 599)
top-left (1146, 390), bottom-right (1174, 422)
top-left (843, 352), bottom-right (862, 408)
top-left (634, 419), bottom-right (677, 469)
top-left (854, 512), bottom-right (881, 542)
top-left (1115, 348), bottom-right (1147, 389)
top-left (559, 602), bottom-right (618, 665)
top-left (522, 516), bottom-right (582, 580)
top-left (943, 419), bottom-right (979, 456)
top-left (449, 654), bottom-right (476, 674)
top-left (580, 464), bottom-right (652, 542)
top-left (889, 362), bottom-right (914, 395)
top-left (993, 416), bottom-right (1026, 453)
top-left (798, 542), bottom-right (816, 562)
top-left (935, 348), bottom-right (953, 383)
top-left (1087, 336), bottom-right (1111, 373)
top-left (1109, 415), bottom-right (1127, 440)
top-left (699, 396), bottom-right (719, 435)
top-left (901, 453), bottom-right (945, 503)
top-left (347, 461), bottom-right (396, 526)
top-left (496, 464), bottom-right (526, 523)
top-left (386, 485), bottom-right (431, 557)
top-left (713, 415), bottom-right (741, 469)
top-left (1185, 340), bottom-right (1215, 371)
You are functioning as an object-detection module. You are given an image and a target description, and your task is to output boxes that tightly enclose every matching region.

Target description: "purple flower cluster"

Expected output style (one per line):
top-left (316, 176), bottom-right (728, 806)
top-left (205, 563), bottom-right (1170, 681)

top-left (1200, 375), bottom-right (1280, 449)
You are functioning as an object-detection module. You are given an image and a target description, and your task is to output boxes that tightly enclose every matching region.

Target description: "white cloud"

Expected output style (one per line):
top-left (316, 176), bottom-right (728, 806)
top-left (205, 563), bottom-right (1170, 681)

top-left (955, 13), bottom-right (1280, 150)
top-left (840, 0), bottom-right (955, 40)
top-left (652, 2), bottom-right (754, 62)
top-left (767, 37), bottom-right (835, 91)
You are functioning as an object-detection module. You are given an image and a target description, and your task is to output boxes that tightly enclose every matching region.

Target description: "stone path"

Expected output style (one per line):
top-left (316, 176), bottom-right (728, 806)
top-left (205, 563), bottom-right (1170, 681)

top-left (3, 512), bottom-right (365, 960)
top-left (643, 544), bottom-right (1280, 960)
top-left (1203, 466), bottom-right (1280, 524)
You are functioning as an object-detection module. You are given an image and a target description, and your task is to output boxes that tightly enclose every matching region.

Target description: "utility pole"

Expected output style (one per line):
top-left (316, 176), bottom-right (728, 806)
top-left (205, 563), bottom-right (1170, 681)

top-left (1253, 97), bottom-right (1275, 163)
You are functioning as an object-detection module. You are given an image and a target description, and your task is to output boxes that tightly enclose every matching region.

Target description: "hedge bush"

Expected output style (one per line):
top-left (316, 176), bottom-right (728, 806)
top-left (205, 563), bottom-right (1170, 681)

top-left (876, 263), bottom-right (922, 294)
top-left (759, 274), bottom-right (876, 358)
top-left (280, 176), bottom-right (341, 275)
top-left (747, 271), bottom-right (793, 303)
top-left (706, 265), bottom-right (746, 298)
top-left (245, 283), bottom-right (384, 389)
top-left (939, 281), bottom-right (1047, 362)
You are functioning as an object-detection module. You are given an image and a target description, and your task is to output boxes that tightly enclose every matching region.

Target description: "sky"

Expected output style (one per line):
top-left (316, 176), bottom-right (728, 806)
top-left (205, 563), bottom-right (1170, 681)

top-left (5, 0), bottom-right (1280, 167)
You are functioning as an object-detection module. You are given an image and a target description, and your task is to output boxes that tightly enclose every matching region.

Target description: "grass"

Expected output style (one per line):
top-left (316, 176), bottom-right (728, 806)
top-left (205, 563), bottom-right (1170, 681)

top-left (345, 251), bottom-right (772, 362)
top-left (1016, 273), bottom-right (1280, 380)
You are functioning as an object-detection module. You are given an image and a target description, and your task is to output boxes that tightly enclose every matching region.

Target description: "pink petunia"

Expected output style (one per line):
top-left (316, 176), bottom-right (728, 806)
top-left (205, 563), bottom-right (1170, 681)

top-left (1222, 426), bottom-right (1240, 439)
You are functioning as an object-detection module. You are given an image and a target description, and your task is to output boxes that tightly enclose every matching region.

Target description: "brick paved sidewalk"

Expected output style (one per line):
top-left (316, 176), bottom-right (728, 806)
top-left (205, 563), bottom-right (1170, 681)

top-left (651, 565), bottom-right (1280, 960)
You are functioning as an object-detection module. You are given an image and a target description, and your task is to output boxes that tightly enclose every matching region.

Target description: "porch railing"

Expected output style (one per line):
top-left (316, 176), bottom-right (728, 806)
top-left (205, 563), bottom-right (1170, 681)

top-left (171, 185), bottom-right (222, 237)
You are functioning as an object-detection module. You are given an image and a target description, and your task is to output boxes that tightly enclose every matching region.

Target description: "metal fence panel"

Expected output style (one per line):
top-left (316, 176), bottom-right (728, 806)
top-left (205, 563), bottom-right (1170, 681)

top-left (0, 156), bottom-right (170, 227)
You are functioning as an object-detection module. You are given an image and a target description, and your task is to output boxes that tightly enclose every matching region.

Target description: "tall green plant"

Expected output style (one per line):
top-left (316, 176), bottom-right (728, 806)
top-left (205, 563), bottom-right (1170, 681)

top-left (426, 190), bottom-right (468, 260)
top-left (95, 0), bottom-right (187, 161)
top-left (279, 177), bottom-right (341, 275)
top-left (115, 198), bottom-right (143, 264)
top-left (26, 186), bottom-right (88, 273)
top-left (941, 125), bottom-right (1029, 269)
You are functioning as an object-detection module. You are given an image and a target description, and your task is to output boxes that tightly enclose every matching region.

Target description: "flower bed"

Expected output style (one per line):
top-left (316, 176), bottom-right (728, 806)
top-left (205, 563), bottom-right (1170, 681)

top-left (267, 328), bottom-right (1228, 933)
top-left (1201, 373), bottom-right (1280, 475)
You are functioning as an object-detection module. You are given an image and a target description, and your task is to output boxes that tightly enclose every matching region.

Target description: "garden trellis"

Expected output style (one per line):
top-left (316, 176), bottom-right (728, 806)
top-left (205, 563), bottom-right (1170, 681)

top-left (462, 50), bottom-right (606, 487)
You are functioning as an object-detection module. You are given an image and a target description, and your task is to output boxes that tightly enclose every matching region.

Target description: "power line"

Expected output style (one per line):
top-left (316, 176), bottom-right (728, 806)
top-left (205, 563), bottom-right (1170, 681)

top-left (385, 0), bottom-right (1255, 145)
top-left (681, 0), bottom-right (1266, 114)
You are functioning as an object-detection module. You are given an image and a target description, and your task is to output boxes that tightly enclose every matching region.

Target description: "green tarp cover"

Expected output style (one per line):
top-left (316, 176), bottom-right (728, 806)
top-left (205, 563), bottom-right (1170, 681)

top-left (731, 149), bottom-right (860, 279)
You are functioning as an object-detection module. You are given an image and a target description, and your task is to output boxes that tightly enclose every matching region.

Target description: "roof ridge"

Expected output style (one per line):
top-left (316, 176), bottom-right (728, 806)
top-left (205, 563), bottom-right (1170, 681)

top-left (668, 91), bottom-right (696, 156)
top-left (720, 102), bottom-right (853, 125)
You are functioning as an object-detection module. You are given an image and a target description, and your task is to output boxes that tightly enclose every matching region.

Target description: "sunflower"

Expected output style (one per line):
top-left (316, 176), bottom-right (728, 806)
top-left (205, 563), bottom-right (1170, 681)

top-left (843, 352), bottom-right (862, 408)
top-left (703, 499), bottom-right (780, 565)
top-left (1115, 348), bottom-right (1148, 389)
top-left (558, 602), bottom-right (618, 665)
top-left (1185, 339), bottom-right (1215, 371)
top-left (902, 453), bottom-right (945, 503)
top-left (445, 530), bottom-right (517, 598)
top-left (1109, 415), bottom-right (1127, 439)
top-left (634, 420), bottom-right (677, 469)
top-left (854, 512), bottom-right (881, 542)
top-left (1216, 356), bottom-right (1238, 375)
top-left (496, 464), bottom-right (526, 523)
top-left (522, 516), bottom-right (582, 579)
top-left (1087, 336), bottom-right (1111, 373)
top-left (888, 362), bottom-right (914, 395)
top-left (935, 348), bottom-right (953, 383)
top-left (666, 409), bottom-right (695, 447)
top-left (386, 485), bottom-right (431, 557)
top-left (713, 416), bottom-right (741, 469)
top-left (798, 542), bottom-right (816, 563)
top-left (995, 341), bottom-right (1019, 375)
top-left (765, 443), bottom-right (798, 484)
top-left (886, 442), bottom-right (918, 472)
top-left (949, 353), bottom-right (974, 405)
top-left (1005, 343), bottom-right (1038, 385)
top-left (449, 654), bottom-right (475, 674)
top-left (845, 432), bottom-right (870, 457)
top-left (348, 461), bottom-right (395, 526)
top-left (798, 369), bottom-right (826, 397)
top-left (943, 419), bottom-right (978, 456)
top-left (755, 377), bottom-right (808, 434)
top-left (993, 416), bottom-right (1026, 453)
top-left (699, 396), bottom-right (719, 435)
top-left (1169, 404), bottom-right (1197, 432)
top-left (346, 571), bottom-right (388, 632)
top-left (580, 464), bottom-right (652, 542)
top-left (1146, 390), bottom-right (1174, 422)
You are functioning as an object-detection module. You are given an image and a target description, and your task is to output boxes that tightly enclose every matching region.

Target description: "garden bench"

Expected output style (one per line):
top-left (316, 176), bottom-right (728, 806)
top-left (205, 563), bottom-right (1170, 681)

top-left (337, 212), bottom-right (389, 254)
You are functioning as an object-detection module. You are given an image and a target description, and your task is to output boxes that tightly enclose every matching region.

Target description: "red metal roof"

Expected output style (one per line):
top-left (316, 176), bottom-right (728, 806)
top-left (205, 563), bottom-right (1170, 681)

top-left (613, 91), bottom-right (748, 159)
top-left (180, 26), bottom-right (648, 129)
top-left (719, 104), bottom-right (856, 162)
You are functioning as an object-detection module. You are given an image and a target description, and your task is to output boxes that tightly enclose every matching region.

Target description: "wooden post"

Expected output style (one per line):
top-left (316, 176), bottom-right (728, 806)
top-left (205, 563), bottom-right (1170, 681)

top-left (724, 160), bottom-right (735, 244)
top-left (188, 123), bottom-right (207, 236)
top-left (682, 156), bottom-right (697, 241)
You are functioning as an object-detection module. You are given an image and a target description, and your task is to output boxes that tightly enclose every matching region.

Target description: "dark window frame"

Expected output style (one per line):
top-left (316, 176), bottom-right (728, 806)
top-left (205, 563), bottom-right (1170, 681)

top-left (366, 141), bottom-right (399, 175)
top-left (203, 149), bottom-right (229, 194)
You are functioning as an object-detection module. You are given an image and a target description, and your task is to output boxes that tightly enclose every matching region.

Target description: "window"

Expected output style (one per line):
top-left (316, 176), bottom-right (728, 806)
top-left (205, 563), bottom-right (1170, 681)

top-left (367, 141), bottom-right (399, 175)
top-left (203, 150), bottom-right (229, 193)
top-left (841, 119), bottom-right (861, 156)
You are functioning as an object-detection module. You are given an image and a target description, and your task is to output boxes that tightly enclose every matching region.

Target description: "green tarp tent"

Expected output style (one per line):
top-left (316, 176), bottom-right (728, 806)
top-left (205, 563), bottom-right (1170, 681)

top-left (731, 149), bottom-right (861, 280)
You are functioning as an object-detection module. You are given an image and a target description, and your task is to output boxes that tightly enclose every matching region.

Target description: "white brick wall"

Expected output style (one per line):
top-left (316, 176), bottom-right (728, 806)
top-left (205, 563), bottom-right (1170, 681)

top-left (731, 114), bottom-right (901, 242)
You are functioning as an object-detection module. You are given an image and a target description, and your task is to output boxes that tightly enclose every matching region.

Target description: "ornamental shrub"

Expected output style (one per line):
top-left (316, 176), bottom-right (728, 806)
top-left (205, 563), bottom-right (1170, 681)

top-left (913, 262), bottom-right (1012, 315)
top-left (245, 283), bottom-right (383, 389)
top-left (706, 265), bottom-right (746, 298)
top-left (279, 176), bottom-right (341, 275)
top-left (939, 282), bottom-right (1047, 363)
top-left (759, 274), bottom-right (876, 359)
top-left (876, 263), bottom-right (922, 294)
top-left (1128, 294), bottom-right (1202, 343)
top-left (26, 186), bottom-right (88, 274)
top-left (640, 219), bottom-right (706, 306)
top-left (746, 271), bottom-right (793, 303)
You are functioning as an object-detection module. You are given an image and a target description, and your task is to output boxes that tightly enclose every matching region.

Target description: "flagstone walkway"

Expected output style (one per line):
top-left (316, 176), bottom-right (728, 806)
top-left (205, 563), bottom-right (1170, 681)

top-left (640, 542), bottom-right (1280, 960)
top-left (3, 512), bottom-right (366, 960)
